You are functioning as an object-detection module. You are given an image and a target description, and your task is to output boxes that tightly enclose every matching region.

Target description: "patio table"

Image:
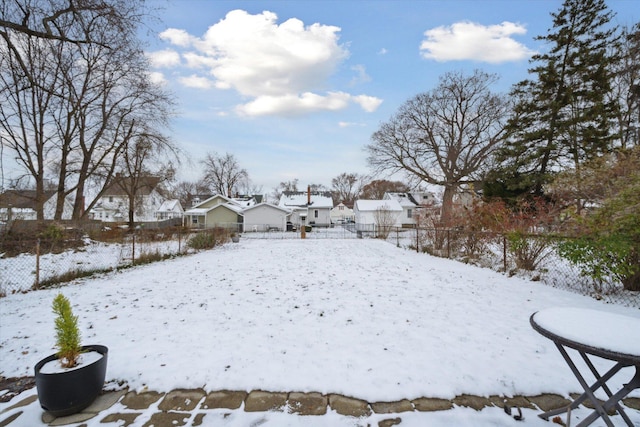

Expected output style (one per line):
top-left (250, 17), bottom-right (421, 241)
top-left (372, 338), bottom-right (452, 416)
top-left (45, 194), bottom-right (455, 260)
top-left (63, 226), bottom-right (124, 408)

top-left (530, 307), bottom-right (640, 427)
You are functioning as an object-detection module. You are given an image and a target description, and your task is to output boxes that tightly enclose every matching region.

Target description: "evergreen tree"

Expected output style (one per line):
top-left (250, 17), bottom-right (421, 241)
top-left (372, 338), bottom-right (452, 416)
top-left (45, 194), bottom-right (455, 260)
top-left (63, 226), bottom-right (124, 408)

top-left (492, 0), bottom-right (620, 199)
top-left (608, 23), bottom-right (640, 149)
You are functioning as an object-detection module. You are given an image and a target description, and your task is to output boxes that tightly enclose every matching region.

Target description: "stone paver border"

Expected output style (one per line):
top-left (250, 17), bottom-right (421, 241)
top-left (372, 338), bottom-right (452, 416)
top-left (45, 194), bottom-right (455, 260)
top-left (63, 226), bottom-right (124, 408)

top-left (1, 387), bottom-right (639, 427)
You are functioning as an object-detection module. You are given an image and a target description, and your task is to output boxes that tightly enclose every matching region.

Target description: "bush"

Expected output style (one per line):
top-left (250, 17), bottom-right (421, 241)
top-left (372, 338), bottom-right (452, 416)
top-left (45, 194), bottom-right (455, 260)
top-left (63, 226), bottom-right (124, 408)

top-left (553, 147), bottom-right (640, 292)
top-left (558, 235), bottom-right (638, 292)
top-left (507, 232), bottom-right (553, 271)
top-left (187, 229), bottom-right (228, 250)
top-left (41, 224), bottom-right (64, 241)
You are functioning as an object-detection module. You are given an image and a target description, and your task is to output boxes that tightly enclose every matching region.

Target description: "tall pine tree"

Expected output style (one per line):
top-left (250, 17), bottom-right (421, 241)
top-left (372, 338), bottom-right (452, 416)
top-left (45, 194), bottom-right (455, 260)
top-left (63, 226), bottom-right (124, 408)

top-left (491, 0), bottom-right (620, 200)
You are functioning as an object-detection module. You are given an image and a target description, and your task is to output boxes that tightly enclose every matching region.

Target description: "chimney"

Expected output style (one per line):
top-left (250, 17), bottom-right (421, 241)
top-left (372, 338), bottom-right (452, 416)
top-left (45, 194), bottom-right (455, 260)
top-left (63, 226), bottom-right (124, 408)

top-left (307, 185), bottom-right (311, 205)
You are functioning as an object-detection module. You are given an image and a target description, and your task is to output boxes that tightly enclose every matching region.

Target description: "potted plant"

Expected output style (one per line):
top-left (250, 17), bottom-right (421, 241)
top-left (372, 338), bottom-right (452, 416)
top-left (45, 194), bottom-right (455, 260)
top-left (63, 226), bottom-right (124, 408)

top-left (34, 293), bottom-right (108, 417)
top-left (231, 232), bottom-right (240, 243)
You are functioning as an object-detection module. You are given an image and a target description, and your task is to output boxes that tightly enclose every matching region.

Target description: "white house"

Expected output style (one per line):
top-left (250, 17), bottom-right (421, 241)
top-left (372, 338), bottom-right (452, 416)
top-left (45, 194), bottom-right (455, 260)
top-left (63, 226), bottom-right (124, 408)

top-left (383, 192), bottom-right (437, 227)
top-left (183, 194), bottom-right (244, 229)
top-left (330, 202), bottom-right (355, 223)
top-left (353, 199), bottom-right (403, 228)
top-left (155, 199), bottom-right (184, 221)
top-left (91, 176), bottom-right (167, 223)
top-left (242, 203), bottom-right (291, 232)
top-left (0, 190), bottom-right (73, 221)
top-left (278, 189), bottom-right (333, 228)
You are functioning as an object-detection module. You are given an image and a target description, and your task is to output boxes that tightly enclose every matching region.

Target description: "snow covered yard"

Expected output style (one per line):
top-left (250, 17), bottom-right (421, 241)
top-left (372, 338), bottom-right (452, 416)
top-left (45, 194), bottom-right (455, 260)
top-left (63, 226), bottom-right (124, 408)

top-left (1, 238), bottom-right (639, 426)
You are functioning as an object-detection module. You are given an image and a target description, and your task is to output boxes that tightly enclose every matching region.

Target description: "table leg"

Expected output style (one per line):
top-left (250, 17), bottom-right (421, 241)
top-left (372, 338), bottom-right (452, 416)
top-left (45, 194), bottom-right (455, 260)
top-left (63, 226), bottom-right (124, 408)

top-left (581, 353), bottom-right (638, 426)
top-left (577, 365), bottom-right (640, 427)
top-left (538, 347), bottom-right (624, 423)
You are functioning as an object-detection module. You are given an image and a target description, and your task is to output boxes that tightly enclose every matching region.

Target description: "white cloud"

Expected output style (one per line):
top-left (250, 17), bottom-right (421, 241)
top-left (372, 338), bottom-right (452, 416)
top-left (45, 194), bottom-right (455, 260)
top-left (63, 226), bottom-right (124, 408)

top-left (338, 121), bottom-right (365, 128)
top-left (350, 65), bottom-right (371, 86)
top-left (236, 91), bottom-right (382, 117)
top-left (179, 74), bottom-right (214, 89)
top-left (198, 10), bottom-right (348, 97)
top-left (158, 9), bottom-right (381, 117)
top-left (353, 95), bottom-right (383, 112)
top-left (147, 49), bottom-right (181, 68)
top-left (159, 28), bottom-right (195, 47)
top-left (420, 21), bottom-right (535, 63)
top-left (147, 71), bottom-right (167, 85)
top-left (378, 48), bottom-right (388, 55)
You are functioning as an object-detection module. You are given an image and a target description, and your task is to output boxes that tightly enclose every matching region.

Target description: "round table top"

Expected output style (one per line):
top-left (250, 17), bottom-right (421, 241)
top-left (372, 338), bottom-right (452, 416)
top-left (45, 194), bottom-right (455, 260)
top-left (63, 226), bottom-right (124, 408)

top-left (530, 307), bottom-right (640, 365)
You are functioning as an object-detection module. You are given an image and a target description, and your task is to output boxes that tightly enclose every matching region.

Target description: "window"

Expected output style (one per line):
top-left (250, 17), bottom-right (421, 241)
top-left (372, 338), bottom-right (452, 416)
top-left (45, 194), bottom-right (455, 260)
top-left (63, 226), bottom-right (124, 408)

top-left (108, 196), bottom-right (113, 203)
top-left (192, 216), bottom-right (198, 224)
top-left (407, 209), bottom-right (412, 219)
top-left (314, 210), bottom-right (319, 218)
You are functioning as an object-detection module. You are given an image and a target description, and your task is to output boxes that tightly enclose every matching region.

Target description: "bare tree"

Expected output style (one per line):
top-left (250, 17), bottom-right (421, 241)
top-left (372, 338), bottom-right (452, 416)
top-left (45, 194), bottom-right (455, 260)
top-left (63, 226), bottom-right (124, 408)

top-left (171, 179), bottom-right (210, 209)
top-left (308, 183), bottom-right (329, 192)
top-left (272, 178), bottom-right (299, 202)
top-left (0, 0), bottom-right (169, 220)
top-left (116, 128), bottom-right (180, 228)
top-left (331, 172), bottom-right (365, 206)
top-left (201, 152), bottom-right (248, 197)
top-left (373, 205), bottom-right (397, 239)
top-left (366, 70), bottom-right (509, 223)
top-left (360, 180), bottom-right (409, 200)
top-left (0, 0), bottom-right (136, 45)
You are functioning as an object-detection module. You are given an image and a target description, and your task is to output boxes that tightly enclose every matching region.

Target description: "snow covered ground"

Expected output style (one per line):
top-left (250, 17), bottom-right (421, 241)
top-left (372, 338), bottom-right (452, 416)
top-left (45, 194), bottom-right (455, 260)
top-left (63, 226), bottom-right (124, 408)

top-left (1, 238), bottom-right (639, 426)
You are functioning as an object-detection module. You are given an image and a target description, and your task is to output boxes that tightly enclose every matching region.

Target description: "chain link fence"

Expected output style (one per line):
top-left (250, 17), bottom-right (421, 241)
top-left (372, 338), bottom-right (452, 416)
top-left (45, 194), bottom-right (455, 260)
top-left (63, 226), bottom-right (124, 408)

top-left (0, 226), bottom-right (200, 295)
top-left (401, 227), bottom-right (640, 308)
top-left (1, 223), bottom-right (638, 308)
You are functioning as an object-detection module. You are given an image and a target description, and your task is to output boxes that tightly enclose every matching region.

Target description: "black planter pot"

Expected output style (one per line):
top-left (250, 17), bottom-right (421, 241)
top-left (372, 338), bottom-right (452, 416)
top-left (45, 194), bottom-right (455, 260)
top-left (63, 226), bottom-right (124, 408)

top-left (34, 345), bottom-right (108, 417)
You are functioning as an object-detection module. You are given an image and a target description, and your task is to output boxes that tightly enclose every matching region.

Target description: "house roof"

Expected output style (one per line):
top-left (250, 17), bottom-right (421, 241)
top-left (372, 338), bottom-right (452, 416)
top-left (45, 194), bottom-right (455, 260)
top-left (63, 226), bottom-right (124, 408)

top-left (157, 199), bottom-right (183, 213)
top-left (384, 192), bottom-right (435, 207)
top-left (243, 202), bottom-right (291, 214)
top-left (354, 199), bottom-right (403, 212)
top-left (278, 191), bottom-right (334, 209)
top-left (102, 176), bottom-right (161, 197)
top-left (0, 190), bottom-right (56, 209)
top-left (184, 202), bottom-right (244, 215)
top-left (192, 194), bottom-right (239, 209)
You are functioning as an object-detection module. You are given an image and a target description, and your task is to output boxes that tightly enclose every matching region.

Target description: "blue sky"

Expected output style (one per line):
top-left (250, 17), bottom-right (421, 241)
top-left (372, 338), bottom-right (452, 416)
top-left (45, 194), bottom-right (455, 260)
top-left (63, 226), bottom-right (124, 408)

top-left (145, 0), bottom-right (639, 193)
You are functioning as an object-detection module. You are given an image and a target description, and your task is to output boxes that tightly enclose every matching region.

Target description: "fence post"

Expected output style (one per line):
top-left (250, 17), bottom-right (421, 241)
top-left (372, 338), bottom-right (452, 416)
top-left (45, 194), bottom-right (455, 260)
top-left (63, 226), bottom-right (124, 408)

top-left (35, 239), bottom-right (40, 289)
top-left (503, 234), bottom-right (507, 272)
top-left (447, 229), bottom-right (451, 258)
top-left (132, 233), bottom-right (136, 265)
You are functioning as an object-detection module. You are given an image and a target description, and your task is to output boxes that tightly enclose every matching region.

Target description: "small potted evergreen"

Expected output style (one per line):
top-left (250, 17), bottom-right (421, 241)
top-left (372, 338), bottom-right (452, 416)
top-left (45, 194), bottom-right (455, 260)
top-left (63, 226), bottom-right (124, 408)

top-left (34, 293), bottom-right (108, 417)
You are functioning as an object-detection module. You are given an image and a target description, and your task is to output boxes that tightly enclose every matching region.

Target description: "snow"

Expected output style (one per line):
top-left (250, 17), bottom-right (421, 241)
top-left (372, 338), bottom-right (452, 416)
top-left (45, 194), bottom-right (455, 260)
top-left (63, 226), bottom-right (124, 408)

top-left (532, 307), bottom-right (640, 357)
top-left (39, 351), bottom-right (104, 374)
top-left (1, 238), bottom-right (639, 426)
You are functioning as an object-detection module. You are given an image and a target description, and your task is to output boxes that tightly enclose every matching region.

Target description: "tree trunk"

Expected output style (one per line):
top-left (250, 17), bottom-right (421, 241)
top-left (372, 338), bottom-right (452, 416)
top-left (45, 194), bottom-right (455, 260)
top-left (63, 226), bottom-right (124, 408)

top-left (440, 185), bottom-right (456, 225)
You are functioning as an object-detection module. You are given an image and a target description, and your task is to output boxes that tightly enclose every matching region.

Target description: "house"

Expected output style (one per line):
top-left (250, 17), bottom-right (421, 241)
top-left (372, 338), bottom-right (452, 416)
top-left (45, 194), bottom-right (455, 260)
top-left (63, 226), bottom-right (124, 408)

top-left (330, 202), bottom-right (355, 224)
top-left (231, 195), bottom-right (259, 209)
top-left (155, 199), bottom-right (184, 221)
top-left (0, 190), bottom-right (73, 221)
top-left (188, 195), bottom-right (213, 208)
top-left (242, 203), bottom-right (291, 232)
top-left (278, 188), bottom-right (333, 228)
top-left (383, 191), bottom-right (437, 227)
top-left (353, 199), bottom-right (403, 228)
top-left (183, 194), bottom-right (243, 230)
top-left (91, 176), bottom-right (166, 223)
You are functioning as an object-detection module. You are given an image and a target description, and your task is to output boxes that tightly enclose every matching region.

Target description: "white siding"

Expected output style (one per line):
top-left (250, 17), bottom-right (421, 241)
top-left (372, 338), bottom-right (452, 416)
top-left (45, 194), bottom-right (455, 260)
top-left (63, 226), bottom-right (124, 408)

top-left (243, 204), bottom-right (289, 232)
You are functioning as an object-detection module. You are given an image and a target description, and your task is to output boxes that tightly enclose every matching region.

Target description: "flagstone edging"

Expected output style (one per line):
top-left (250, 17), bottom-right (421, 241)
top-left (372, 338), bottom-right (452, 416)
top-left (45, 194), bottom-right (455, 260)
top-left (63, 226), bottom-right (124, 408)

top-left (1, 387), bottom-right (639, 426)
